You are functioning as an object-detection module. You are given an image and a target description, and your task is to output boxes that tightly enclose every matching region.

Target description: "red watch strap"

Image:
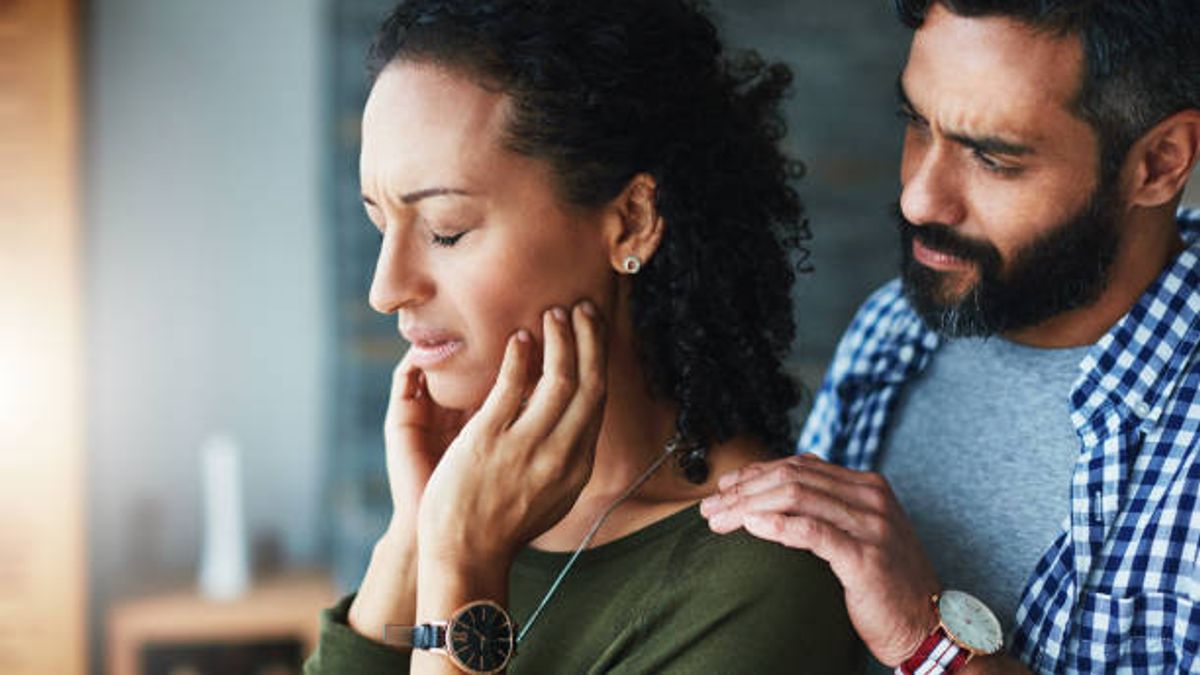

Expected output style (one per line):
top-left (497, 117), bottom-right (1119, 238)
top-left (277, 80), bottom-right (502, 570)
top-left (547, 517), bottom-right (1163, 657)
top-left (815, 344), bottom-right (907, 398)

top-left (895, 627), bottom-right (970, 675)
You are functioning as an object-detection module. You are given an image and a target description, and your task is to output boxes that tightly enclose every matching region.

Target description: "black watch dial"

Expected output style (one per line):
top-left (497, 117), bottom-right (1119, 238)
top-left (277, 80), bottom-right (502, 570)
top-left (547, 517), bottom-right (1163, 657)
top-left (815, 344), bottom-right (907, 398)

top-left (446, 600), bottom-right (515, 674)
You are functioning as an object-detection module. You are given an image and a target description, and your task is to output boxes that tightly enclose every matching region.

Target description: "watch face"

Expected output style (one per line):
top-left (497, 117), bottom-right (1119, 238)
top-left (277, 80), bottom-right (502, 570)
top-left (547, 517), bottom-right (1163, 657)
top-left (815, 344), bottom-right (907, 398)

top-left (938, 590), bottom-right (1004, 655)
top-left (447, 601), bottom-right (515, 674)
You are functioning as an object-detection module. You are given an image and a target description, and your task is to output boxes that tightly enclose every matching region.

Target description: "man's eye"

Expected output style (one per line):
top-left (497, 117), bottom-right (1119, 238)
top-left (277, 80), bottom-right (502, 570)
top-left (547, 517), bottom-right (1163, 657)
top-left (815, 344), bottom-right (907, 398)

top-left (972, 149), bottom-right (1021, 176)
top-left (896, 108), bottom-right (925, 128)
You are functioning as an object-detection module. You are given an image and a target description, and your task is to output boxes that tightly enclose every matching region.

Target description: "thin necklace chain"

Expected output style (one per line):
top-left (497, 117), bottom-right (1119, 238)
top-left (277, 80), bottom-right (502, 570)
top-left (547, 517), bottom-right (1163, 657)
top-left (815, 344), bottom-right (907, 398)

top-left (515, 435), bottom-right (682, 644)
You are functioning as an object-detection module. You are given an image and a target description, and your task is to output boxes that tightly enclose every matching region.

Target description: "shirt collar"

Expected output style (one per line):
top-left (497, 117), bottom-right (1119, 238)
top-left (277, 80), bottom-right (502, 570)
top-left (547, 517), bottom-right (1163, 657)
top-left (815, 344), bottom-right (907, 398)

top-left (1072, 210), bottom-right (1200, 427)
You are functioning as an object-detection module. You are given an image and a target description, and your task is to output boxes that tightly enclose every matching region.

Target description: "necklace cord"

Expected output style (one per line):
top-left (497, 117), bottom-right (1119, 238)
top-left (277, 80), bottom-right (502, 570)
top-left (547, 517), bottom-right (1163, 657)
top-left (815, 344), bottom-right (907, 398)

top-left (515, 439), bottom-right (680, 644)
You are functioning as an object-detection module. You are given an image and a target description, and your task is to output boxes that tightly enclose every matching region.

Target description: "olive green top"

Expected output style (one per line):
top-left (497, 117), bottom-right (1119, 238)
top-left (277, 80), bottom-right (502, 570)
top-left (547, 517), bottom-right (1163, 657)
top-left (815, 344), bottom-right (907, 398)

top-left (304, 505), bottom-right (862, 674)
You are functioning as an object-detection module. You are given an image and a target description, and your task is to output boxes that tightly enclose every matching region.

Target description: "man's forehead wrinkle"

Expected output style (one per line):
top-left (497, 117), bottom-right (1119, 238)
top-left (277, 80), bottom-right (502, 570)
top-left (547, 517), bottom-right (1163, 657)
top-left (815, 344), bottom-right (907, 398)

top-left (904, 8), bottom-right (1088, 153)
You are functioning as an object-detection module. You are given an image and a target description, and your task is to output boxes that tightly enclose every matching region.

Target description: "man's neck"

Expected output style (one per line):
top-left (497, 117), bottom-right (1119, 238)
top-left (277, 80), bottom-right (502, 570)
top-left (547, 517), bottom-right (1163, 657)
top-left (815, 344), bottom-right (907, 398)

top-left (1004, 208), bottom-right (1185, 349)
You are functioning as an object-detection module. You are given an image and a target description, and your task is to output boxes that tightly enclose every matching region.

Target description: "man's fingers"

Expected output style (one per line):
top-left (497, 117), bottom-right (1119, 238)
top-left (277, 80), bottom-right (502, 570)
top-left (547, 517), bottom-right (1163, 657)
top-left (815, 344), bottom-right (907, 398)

top-left (513, 307), bottom-right (578, 437)
top-left (708, 480), bottom-right (867, 537)
top-left (743, 511), bottom-right (860, 566)
top-left (472, 329), bottom-right (533, 433)
top-left (791, 452), bottom-right (882, 487)
top-left (707, 455), bottom-right (886, 516)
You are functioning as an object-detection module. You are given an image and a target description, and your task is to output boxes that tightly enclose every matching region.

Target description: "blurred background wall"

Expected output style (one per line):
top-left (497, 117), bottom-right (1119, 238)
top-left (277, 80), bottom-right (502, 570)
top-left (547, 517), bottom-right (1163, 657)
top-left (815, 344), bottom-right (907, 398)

top-left (84, 0), bottom-right (329, 671)
top-left (61, 0), bottom-right (1200, 672)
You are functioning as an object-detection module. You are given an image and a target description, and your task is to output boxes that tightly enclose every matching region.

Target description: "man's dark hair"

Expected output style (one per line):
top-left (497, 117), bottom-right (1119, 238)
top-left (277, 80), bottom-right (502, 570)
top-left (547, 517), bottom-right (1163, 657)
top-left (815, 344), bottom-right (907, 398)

top-left (895, 0), bottom-right (1200, 181)
top-left (370, 0), bottom-right (809, 479)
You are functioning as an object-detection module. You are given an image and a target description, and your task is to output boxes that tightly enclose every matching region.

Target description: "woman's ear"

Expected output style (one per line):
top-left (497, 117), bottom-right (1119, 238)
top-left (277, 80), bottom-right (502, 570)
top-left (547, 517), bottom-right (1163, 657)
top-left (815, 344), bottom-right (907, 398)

top-left (603, 173), bottom-right (665, 274)
top-left (1124, 109), bottom-right (1200, 209)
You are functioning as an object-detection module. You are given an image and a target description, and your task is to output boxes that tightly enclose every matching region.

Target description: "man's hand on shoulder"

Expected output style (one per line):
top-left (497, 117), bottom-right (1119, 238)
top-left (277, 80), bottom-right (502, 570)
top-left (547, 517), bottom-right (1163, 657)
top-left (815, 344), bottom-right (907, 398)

top-left (700, 453), bottom-right (941, 666)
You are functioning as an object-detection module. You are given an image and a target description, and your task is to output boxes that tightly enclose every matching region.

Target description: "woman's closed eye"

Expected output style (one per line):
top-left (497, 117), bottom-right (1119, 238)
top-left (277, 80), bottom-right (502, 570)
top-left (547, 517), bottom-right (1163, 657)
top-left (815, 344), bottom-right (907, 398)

top-left (431, 230), bottom-right (466, 247)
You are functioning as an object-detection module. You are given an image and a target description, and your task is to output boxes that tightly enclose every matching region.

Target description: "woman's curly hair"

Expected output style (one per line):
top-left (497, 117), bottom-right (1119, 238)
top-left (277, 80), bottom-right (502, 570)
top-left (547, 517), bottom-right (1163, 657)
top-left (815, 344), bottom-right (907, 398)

top-left (370, 0), bottom-right (810, 481)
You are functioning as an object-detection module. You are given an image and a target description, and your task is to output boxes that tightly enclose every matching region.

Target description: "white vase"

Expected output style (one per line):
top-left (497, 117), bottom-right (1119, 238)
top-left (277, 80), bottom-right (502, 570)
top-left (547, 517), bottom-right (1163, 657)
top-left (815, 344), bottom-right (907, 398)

top-left (198, 434), bottom-right (251, 600)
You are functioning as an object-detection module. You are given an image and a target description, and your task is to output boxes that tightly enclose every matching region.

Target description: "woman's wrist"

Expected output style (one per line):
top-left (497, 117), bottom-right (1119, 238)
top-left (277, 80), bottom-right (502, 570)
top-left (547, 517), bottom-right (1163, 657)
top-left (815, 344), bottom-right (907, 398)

top-left (415, 549), bottom-right (512, 622)
top-left (347, 526), bottom-right (421, 642)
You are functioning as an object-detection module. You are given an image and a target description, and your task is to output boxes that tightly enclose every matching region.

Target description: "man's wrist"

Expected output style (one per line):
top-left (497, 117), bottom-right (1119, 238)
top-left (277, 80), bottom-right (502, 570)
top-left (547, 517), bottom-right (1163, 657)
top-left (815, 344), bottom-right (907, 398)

top-left (889, 594), bottom-right (942, 667)
top-left (894, 590), bottom-right (1004, 673)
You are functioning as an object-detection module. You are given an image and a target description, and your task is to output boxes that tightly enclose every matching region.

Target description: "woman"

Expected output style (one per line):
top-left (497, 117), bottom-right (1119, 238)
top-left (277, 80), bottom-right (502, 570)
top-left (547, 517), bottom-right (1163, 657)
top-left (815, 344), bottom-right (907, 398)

top-left (304, 0), bottom-right (859, 673)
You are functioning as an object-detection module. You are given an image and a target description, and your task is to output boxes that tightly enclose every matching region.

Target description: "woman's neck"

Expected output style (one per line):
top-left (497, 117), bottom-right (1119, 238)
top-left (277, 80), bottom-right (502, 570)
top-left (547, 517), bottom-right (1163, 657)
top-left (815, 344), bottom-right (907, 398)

top-left (527, 319), bottom-right (771, 551)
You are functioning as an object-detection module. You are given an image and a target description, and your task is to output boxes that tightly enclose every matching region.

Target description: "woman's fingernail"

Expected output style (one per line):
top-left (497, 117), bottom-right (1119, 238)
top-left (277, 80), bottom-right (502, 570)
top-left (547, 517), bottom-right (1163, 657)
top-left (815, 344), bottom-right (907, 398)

top-left (580, 300), bottom-right (597, 318)
top-left (551, 306), bottom-right (568, 323)
top-left (515, 329), bottom-right (531, 343)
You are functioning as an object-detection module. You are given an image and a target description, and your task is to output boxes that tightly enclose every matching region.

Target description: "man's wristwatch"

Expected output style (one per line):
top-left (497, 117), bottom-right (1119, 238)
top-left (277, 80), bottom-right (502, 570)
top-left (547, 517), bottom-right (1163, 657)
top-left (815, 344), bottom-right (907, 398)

top-left (384, 600), bottom-right (516, 674)
top-left (896, 590), bottom-right (1003, 675)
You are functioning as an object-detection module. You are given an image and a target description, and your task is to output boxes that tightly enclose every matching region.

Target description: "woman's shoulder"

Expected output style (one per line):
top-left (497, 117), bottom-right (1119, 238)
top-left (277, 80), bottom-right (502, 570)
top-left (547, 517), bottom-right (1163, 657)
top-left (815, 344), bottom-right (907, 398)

top-left (627, 505), bottom-right (863, 674)
top-left (667, 505), bottom-right (841, 597)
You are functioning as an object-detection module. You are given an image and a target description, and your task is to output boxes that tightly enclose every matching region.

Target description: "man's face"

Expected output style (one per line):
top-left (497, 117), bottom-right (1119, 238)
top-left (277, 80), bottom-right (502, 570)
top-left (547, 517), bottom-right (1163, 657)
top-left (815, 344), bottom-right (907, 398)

top-left (897, 4), bottom-right (1120, 337)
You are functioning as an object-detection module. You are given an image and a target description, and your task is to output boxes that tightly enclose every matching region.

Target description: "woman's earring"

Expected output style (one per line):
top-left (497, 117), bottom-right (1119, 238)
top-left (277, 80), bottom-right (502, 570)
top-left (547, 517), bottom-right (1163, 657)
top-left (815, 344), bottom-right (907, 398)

top-left (622, 255), bottom-right (642, 275)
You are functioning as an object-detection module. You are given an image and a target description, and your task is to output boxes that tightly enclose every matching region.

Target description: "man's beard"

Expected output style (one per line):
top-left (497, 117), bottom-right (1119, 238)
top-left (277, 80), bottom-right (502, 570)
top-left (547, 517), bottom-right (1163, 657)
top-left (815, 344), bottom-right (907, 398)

top-left (897, 189), bottom-right (1121, 337)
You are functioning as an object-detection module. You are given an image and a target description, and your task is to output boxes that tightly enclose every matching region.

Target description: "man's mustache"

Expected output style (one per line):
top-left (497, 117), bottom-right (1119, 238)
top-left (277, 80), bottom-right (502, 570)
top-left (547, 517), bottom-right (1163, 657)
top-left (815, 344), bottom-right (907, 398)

top-left (893, 205), bottom-right (1001, 268)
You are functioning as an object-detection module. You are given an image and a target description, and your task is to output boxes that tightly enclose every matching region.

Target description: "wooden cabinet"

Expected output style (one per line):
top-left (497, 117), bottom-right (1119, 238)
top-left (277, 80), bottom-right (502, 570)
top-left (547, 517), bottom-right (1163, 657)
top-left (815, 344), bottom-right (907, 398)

top-left (106, 572), bottom-right (336, 675)
top-left (0, 0), bottom-right (86, 673)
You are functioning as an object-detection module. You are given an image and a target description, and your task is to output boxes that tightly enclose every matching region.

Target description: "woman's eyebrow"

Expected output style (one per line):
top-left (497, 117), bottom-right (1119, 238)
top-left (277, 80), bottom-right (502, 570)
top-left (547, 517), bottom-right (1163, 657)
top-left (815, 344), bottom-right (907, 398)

top-left (361, 187), bottom-right (473, 208)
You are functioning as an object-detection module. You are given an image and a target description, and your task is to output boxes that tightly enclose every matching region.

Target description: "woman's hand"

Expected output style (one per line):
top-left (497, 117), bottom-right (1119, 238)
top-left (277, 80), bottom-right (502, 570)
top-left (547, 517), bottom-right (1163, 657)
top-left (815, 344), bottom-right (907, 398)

top-left (347, 347), bottom-right (468, 641)
top-left (383, 355), bottom-right (468, 539)
top-left (418, 301), bottom-right (608, 570)
top-left (411, 301), bottom-right (607, 674)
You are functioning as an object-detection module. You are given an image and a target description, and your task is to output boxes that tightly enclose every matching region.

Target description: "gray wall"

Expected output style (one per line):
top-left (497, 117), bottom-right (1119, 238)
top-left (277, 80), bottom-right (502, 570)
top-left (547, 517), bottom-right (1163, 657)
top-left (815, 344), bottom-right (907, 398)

top-left (713, 1), bottom-right (911, 386)
top-left (85, 0), bottom-right (328, 668)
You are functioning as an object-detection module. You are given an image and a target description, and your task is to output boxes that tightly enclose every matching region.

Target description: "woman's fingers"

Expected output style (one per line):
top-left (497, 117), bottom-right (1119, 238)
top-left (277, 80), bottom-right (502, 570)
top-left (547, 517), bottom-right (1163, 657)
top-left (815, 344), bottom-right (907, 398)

top-left (511, 306), bottom-right (579, 437)
top-left (542, 301), bottom-right (607, 454)
top-left (471, 328), bottom-right (533, 434)
top-left (385, 358), bottom-right (428, 432)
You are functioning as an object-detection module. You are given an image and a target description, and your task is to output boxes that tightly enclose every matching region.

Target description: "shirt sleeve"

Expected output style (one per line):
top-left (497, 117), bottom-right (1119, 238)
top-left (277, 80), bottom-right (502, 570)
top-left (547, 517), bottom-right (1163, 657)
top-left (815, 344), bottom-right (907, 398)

top-left (303, 593), bottom-right (412, 675)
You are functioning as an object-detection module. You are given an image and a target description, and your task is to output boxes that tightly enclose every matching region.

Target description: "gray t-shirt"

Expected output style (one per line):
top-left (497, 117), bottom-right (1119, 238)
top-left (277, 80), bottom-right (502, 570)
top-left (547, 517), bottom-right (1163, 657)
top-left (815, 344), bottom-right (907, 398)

top-left (871, 337), bottom-right (1085, 669)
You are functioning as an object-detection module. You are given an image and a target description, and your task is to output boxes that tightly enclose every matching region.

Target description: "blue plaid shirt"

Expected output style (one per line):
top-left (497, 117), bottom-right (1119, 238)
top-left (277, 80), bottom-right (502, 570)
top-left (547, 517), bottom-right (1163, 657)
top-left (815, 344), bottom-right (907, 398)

top-left (800, 208), bottom-right (1200, 673)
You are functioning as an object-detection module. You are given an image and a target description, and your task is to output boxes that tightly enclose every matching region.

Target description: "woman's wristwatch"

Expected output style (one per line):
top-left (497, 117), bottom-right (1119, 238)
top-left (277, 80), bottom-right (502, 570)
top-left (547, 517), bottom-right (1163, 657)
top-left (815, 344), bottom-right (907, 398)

top-left (384, 600), bottom-right (516, 674)
top-left (896, 590), bottom-right (1003, 674)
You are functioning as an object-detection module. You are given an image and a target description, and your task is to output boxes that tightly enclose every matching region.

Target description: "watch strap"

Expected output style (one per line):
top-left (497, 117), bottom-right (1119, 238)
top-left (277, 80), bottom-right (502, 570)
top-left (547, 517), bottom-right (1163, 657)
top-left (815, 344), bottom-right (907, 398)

top-left (895, 627), bottom-right (970, 675)
top-left (382, 621), bottom-right (446, 651)
top-left (412, 623), bottom-right (446, 650)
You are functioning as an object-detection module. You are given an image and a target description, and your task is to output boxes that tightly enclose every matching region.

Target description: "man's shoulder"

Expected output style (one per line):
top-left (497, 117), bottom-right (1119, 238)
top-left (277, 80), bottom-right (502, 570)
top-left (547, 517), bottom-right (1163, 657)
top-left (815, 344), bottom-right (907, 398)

top-left (850, 278), bottom-right (915, 328)
top-left (828, 279), bottom-right (936, 374)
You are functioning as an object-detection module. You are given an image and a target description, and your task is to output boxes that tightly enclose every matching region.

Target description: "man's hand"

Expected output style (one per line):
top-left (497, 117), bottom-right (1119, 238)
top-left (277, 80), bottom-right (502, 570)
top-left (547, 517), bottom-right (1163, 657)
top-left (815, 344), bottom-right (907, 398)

top-left (700, 453), bottom-right (941, 666)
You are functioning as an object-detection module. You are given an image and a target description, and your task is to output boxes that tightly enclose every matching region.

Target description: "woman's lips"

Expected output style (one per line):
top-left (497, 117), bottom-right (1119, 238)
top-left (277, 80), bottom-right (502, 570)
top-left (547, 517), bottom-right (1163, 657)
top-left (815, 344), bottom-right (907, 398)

top-left (912, 237), bottom-right (975, 272)
top-left (401, 326), bottom-right (465, 368)
top-left (406, 339), bottom-right (464, 368)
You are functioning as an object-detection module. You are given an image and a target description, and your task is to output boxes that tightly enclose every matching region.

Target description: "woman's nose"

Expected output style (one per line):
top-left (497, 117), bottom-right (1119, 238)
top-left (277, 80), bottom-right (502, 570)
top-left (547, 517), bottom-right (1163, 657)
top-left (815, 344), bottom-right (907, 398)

top-left (368, 229), bottom-right (432, 314)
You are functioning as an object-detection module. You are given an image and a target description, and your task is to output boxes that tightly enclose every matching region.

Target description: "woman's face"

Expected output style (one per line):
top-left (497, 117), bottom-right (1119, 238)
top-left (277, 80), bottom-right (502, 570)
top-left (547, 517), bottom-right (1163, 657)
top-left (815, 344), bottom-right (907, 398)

top-left (360, 62), bottom-right (616, 411)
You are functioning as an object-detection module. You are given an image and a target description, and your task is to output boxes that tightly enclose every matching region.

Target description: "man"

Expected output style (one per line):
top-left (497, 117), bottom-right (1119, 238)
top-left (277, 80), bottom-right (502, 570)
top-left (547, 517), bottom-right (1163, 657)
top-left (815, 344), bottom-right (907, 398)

top-left (701, 1), bottom-right (1200, 673)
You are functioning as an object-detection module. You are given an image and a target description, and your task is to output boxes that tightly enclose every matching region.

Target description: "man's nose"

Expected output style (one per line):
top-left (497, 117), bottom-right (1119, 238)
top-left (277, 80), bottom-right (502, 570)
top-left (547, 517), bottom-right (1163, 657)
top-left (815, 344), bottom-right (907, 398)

top-left (900, 142), bottom-right (968, 227)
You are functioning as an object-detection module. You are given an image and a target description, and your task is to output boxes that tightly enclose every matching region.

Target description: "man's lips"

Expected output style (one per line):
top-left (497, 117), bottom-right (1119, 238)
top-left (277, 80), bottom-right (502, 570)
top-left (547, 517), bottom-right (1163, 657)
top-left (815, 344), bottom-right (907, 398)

top-left (912, 237), bottom-right (975, 272)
